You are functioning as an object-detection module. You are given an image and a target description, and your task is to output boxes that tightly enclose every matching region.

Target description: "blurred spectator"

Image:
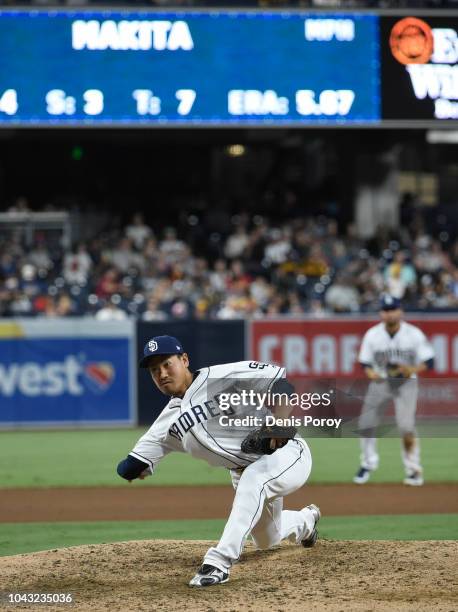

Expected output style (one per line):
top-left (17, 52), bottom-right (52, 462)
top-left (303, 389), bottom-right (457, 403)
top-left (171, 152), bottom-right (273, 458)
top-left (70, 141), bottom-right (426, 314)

top-left (224, 226), bottom-right (249, 259)
top-left (309, 298), bottom-right (327, 318)
top-left (250, 276), bottom-right (273, 309)
top-left (264, 228), bottom-right (292, 264)
top-left (227, 260), bottom-right (252, 293)
top-left (20, 264), bottom-right (44, 298)
top-left (109, 238), bottom-right (144, 273)
top-left (142, 295), bottom-right (168, 321)
top-left (159, 227), bottom-right (187, 262)
top-left (96, 268), bottom-right (121, 299)
top-left (324, 273), bottom-right (360, 313)
top-left (95, 300), bottom-right (128, 321)
top-left (414, 239), bottom-right (450, 274)
top-left (125, 213), bottom-right (153, 250)
top-left (384, 251), bottom-right (416, 299)
top-left (28, 243), bottom-right (53, 272)
top-left (7, 196), bottom-right (31, 213)
top-left (56, 293), bottom-right (75, 316)
top-left (209, 259), bottom-right (229, 292)
top-left (63, 244), bottom-right (93, 285)
top-left (453, 270), bottom-right (458, 303)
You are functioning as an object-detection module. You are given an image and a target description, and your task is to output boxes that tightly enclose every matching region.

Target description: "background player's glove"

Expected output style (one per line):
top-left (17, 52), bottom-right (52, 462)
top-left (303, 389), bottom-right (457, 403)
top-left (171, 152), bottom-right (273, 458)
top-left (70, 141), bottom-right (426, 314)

top-left (241, 423), bottom-right (297, 455)
top-left (386, 363), bottom-right (406, 379)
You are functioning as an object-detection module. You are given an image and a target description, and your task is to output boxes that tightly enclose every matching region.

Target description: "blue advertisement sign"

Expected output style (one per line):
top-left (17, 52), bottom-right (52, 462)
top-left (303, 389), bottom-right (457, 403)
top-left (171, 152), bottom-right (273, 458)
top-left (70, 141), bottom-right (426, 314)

top-left (0, 320), bottom-right (135, 427)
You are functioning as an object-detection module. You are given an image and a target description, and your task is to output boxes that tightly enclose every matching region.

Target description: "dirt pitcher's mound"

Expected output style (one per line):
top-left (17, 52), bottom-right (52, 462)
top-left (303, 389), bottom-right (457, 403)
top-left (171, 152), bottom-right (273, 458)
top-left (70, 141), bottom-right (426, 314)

top-left (1, 540), bottom-right (457, 612)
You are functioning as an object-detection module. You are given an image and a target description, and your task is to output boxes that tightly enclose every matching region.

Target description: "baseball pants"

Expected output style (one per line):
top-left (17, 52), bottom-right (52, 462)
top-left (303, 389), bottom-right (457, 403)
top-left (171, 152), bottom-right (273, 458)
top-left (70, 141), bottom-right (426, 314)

top-left (203, 438), bottom-right (314, 572)
top-left (358, 379), bottom-right (421, 474)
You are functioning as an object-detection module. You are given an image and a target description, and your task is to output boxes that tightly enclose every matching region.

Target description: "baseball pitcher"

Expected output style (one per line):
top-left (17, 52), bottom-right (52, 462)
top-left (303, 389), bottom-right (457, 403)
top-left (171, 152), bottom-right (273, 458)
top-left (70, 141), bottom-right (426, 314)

top-left (116, 335), bottom-right (320, 587)
top-left (353, 295), bottom-right (435, 486)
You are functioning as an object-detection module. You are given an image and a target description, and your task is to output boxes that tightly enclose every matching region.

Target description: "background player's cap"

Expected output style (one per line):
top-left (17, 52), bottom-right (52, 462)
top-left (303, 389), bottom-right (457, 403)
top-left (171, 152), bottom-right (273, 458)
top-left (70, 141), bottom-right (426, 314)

top-left (139, 335), bottom-right (185, 368)
top-left (380, 295), bottom-right (401, 311)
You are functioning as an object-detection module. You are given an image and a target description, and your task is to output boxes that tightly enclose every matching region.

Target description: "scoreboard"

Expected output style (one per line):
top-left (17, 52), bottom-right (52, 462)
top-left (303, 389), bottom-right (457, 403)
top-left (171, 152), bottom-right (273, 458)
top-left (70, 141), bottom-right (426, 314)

top-left (0, 10), bottom-right (456, 127)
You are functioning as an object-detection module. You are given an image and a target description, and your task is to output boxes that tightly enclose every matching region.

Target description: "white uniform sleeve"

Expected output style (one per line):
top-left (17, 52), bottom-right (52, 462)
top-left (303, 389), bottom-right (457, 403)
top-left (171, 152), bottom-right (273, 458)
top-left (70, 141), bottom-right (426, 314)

top-left (129, 429), bottom-right (172, 474)
top-left (415, 329), bottom-right (435, 365)
top-left (358, 330), bottom-right (374, 365)
top-left (129, 406), bottom-right (179, 473)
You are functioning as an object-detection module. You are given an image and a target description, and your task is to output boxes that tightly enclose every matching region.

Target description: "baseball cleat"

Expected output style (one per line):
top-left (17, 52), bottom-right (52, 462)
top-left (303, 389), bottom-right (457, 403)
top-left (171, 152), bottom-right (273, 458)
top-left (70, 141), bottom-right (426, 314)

top-left (189, 564), bottom-right (229, 587)
top-left (403, 471), bottom-right (424, 486)
top-left (353, 466), bottom-right (371, 484)
top-left (301, 503), bottom-right (321, 548)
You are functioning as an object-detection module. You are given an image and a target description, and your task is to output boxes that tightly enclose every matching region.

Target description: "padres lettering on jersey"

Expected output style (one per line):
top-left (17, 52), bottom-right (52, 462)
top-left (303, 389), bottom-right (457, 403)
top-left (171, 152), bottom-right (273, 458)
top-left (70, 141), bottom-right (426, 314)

top-left (129, 360), bottom-right (285, 471)
top-left (358, 321), bottom-right (434, 378)
top-left (168, 398), bottom-right (236, 442)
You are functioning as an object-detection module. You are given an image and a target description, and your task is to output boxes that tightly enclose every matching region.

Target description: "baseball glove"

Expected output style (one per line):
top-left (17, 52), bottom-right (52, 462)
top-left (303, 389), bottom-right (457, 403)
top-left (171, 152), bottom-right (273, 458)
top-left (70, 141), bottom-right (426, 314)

top-left (386, 363), bottom-right (405, 379)
top-left (386, 363), bottom-right (411, 390)
top-left (241, 423), bottom-right (297, 455)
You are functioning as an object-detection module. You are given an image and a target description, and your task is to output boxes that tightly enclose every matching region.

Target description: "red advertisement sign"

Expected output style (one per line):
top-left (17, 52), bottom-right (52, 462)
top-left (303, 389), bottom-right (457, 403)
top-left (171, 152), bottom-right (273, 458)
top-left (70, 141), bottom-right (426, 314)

top-left (250, 317), bottom-right (458, 419)
top-left (250, 317), bottom-right (458, 378)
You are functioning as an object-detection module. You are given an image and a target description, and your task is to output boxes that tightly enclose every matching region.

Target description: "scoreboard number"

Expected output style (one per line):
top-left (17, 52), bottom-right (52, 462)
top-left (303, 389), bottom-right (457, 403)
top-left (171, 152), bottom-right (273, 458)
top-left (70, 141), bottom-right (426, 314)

top-left (176, 89), bottom-right (196, 116)
top-left (83, 90), bottom-right (104, 115)
top-left (0, 89), bottom-right (18, 115)
top-left (296, 89), bottom-right (355, 116)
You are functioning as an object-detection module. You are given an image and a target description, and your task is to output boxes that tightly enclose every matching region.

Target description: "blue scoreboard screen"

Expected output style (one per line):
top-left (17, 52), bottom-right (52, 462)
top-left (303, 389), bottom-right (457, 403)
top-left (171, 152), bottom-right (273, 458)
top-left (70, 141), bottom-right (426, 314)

top-left (0, 11), bottom-right (380, 126)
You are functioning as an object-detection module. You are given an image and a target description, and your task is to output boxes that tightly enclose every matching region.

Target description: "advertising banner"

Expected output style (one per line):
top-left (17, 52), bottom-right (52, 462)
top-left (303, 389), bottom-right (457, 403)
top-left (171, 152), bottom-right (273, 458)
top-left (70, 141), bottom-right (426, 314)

top-left (249, 317), bottom-right (458, 429)
top-left (381, 15), bottom-right (458, 122)
top-left (0, 319), bottom-right (135, 427)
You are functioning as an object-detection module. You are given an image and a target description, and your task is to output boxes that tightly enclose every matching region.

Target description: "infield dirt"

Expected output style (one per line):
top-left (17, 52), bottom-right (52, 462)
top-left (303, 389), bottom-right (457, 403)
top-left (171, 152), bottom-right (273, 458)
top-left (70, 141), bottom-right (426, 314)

top-left (1, 539), bottom-right (457, 611)
top-left (1, 483), bottom-right (457, 522)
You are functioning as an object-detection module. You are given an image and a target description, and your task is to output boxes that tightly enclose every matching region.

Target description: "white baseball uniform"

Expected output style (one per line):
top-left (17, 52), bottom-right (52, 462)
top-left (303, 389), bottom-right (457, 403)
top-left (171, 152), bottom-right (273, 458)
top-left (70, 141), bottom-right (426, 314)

top-left (357, 321), bottom-right (434, 474)
top-left (129, 360), bottom-right (314, 573)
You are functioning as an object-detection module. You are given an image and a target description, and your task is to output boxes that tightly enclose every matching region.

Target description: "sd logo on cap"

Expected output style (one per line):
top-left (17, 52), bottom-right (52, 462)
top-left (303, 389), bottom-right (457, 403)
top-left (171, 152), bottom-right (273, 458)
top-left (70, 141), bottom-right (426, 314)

top-left (139, 335), bottom-right (184, 368)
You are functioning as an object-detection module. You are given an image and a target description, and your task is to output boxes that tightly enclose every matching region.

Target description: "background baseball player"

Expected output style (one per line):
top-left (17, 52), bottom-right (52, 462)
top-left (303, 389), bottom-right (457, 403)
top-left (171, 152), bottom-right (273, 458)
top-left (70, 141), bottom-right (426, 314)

top-left (116, 335), bottom-right (320, 587)
top-left (353, 295), bottom-right (435, 486)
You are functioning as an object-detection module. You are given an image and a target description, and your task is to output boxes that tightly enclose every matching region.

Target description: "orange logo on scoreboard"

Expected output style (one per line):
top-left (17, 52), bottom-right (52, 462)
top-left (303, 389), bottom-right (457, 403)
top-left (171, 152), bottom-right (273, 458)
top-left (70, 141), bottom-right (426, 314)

top-left (389, 17), bottom-right (434, 65)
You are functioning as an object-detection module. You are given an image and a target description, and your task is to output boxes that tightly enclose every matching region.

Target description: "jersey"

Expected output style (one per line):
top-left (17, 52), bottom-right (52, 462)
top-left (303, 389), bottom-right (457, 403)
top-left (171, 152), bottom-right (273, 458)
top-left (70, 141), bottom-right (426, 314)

top-left (129, 360), bottom-right (286, 474)
top-left (358, 321), bottom-right (434, 379)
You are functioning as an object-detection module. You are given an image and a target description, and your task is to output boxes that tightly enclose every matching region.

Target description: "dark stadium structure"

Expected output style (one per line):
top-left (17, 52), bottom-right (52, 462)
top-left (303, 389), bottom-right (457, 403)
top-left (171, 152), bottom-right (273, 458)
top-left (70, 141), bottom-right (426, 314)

top-left (0, 4), bottom-right (457, 318)
top-left (0, 128), bottom-right (457, 318)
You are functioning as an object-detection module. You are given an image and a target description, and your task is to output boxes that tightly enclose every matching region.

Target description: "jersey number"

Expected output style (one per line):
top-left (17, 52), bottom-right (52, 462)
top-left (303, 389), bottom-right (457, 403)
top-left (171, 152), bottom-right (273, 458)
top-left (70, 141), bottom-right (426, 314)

top-left (248, 361), bottom-right (270, 369)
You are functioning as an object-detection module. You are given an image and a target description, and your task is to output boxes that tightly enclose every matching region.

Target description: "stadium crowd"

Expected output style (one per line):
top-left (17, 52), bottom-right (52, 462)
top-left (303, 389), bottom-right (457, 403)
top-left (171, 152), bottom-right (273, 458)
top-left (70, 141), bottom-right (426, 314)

top-left (0, 199), bottom-right (457, 320)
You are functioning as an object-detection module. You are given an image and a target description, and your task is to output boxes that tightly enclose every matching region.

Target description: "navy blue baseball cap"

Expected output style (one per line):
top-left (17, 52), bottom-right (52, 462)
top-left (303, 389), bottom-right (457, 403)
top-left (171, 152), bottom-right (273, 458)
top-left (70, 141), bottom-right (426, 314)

top-left (139, 335), bottom-right (185, 368)
top-left (380, 295), bottom-right (401, 311)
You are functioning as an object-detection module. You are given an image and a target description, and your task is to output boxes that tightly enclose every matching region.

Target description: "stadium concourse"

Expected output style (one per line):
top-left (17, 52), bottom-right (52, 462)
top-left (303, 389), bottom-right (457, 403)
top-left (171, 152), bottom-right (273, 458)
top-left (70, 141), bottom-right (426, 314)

top-left (0, 201), bottom-right (457, 320)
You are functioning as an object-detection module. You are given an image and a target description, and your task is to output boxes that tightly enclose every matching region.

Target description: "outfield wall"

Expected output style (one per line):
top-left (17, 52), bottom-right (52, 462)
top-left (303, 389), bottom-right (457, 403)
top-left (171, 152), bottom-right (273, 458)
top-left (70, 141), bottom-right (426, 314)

top-left (1, 316), bottom-right (457, 428)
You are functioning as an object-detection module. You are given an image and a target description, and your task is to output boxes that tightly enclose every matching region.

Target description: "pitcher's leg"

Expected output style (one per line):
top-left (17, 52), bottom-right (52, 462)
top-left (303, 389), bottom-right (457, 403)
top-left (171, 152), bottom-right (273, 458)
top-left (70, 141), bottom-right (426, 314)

top-left (204, 439), bottom-right (311, 571)
top-left (280, 507), bottom-right (317, 544)
top-left (250, 498), bottom-right (282, 550)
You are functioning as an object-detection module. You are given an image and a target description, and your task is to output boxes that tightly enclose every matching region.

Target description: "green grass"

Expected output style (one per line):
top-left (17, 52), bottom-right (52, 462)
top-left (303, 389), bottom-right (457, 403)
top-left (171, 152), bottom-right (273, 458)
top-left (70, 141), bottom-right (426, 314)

top-left (307, 436), bottom-right (458, 484)
top-left (0, 429), bottom-right (226, 488)
top-left (0, 519), bottom-right (225, 557)
top-left (0, 514), bottom-right (456, 557)
top-left (0, 429), bottom-right (457, 488)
